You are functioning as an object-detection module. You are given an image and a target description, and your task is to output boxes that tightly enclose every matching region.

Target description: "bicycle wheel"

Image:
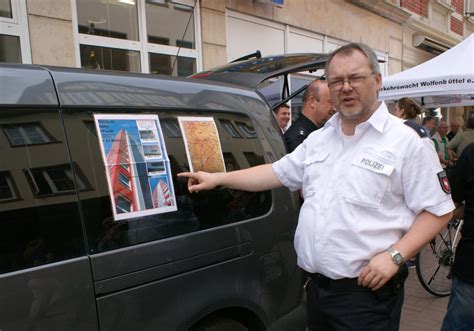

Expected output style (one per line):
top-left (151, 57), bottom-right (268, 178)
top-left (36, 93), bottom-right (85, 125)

top-left (415, 221), bottom-right (461, 297)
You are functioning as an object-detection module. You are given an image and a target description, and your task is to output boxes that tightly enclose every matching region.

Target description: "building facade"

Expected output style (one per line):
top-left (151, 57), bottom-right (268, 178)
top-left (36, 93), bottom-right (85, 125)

top-left (1, 0), bottom-right (473, 118)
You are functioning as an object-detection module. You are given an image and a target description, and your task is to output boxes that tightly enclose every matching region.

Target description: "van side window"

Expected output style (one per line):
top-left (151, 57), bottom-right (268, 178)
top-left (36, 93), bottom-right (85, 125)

top-left (62, 110), bottom-right (272, 254)
top-left (0, 110), bottom-right (86, 274)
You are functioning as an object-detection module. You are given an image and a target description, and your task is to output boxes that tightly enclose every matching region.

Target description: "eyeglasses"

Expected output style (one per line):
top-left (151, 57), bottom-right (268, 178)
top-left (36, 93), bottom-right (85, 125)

top-left (327, 74), bottom-right (372, 91)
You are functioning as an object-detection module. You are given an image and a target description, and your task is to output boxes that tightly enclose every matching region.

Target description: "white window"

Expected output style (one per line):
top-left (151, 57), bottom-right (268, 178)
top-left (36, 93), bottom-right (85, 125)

top-left (0, 0), bottom-right (31, 63)
top-left (72, 0), bottom-right (201, 75)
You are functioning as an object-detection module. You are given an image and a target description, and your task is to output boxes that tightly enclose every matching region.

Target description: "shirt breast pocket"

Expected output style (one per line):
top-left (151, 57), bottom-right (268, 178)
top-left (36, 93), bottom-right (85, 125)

top-left (344, 149), bottom-right (396, 209)
top-left (303, 151), bottom-right (330, 199)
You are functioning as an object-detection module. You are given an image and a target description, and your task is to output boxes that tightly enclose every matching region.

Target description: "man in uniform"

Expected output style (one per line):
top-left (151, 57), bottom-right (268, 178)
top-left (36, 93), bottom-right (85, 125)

top-left (179, 43), bottom-right (454, 330)
top-left (284, 80), bottom-right (335, 152)
top-left (274, 103), bottom-right (291, 133)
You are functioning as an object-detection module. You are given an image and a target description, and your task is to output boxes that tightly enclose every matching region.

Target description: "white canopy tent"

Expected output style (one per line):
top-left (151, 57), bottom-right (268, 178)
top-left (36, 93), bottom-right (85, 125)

top-left (379, 34), bottom-right (474, 108)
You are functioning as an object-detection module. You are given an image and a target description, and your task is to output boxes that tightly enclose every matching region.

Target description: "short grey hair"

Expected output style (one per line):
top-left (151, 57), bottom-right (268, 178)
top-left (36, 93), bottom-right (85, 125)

top-left (325, 43), bottom-right (381, 79)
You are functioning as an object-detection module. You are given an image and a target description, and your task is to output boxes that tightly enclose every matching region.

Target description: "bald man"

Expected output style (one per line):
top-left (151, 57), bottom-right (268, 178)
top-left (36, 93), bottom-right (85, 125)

top-left (284, 80), bottom-right (336, 152)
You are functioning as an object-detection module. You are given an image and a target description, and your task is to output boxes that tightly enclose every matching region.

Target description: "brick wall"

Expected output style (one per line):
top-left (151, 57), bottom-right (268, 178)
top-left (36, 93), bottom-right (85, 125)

top-left (451, 0), bottom-right (464, 15)
top-left (400, 0), bottom-right (428, 17)
top-left (451, 16), bottom-right (463, 34)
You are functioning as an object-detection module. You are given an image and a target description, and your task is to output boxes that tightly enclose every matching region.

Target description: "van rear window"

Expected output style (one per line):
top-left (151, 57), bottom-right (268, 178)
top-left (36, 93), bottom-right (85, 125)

top-left (62, 110), bottom-right (271, 254)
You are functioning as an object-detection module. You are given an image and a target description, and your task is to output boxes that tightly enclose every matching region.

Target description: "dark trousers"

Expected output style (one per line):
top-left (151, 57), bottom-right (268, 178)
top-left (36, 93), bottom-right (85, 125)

top-left (306, 274), bottom-right (404, 331)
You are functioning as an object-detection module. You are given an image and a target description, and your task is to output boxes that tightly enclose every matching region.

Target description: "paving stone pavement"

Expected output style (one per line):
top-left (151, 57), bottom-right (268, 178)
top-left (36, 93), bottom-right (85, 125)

top-left (400, 267), bottom-right (450, 331)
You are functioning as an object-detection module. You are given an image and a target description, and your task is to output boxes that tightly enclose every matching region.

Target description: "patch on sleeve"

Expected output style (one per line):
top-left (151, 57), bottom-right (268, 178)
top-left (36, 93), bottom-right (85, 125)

top-left (437, 171), bottom-right (451, 194)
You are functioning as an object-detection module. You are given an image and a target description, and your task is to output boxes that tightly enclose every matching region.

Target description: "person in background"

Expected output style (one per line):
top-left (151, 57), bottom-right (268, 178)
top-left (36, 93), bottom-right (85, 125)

top-left (447, 119), bottom-right (462, 141)
top-left (179, 42), bottom-right (454, 330)
top-left (394, 97), bottom-right (428, 138)
top-left (441, 142), bottom-right (474, 331)
top-left (284, 80), bottom-right (336, 152)
top-left (447, 112), bottom-right (474, 162)
top-left (432, 121), bottom-right (452, 168)
top-left (422, 115), bottom-right (436, 137)
top-left (274, 104), bottom-right (291, 133)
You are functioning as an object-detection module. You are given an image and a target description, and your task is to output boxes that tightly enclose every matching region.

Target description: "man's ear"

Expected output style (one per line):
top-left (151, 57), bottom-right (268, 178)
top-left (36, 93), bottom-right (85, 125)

top-left (374, 73), bottom-right (382, 90)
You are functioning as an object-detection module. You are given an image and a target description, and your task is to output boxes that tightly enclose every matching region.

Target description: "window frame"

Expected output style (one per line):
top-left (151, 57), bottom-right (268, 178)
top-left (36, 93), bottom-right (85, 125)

top-left (71, 0), bottom-right (202, 74)
top-left (0, 0), bottom-right (31, 63)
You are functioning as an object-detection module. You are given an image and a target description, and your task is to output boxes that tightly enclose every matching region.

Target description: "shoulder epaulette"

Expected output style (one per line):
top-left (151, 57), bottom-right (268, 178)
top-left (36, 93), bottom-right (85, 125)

top-left (404, 120), bottom-right (428, 138)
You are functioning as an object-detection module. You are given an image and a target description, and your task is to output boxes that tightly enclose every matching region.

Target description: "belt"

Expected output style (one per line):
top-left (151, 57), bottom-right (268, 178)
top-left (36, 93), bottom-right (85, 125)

top-left (307, 272), bottom-right (360, 290)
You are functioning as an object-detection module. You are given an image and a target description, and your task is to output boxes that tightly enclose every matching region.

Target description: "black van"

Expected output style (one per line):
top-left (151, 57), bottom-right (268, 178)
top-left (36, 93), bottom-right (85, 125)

top-left (0, 64), bottom-right (304, 330)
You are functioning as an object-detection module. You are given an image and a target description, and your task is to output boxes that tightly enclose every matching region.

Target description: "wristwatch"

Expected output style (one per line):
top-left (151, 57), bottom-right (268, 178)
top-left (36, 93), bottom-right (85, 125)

top-left (387, 246), bottom-right (405, 266)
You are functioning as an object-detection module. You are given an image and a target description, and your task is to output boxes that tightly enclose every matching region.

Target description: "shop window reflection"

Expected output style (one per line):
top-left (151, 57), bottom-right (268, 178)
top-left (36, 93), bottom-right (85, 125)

top-left (80, 45), bottom-right (140, 72)
top-left (149, 53), bottom-right (196, 77)
top-left (76, 0), bottom-right (139, 41)
top-left (145, 0), bottom-right (195, 48)
top-left (0, 34), bottom-right (21, 63)
top-left (0, 0), bottom-right (12, 18)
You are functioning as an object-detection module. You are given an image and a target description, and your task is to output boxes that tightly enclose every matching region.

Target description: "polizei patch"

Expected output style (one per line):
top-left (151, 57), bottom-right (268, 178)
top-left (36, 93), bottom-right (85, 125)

top-left (437, 171), bottom-right (451, 194)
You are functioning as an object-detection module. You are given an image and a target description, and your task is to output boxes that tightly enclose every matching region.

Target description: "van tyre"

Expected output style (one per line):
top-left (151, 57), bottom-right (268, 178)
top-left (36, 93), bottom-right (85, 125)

top-left (194, 317), bottom-right (248, 331)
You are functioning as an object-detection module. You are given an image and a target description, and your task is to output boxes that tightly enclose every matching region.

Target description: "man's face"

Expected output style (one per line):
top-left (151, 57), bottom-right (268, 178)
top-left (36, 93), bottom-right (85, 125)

top-left (450, 122), bottom-right (460, 133)
top-left (425, 119), bottom-right (436, 130)
top-left (276, 106), bottom-right (290, 129)
top-left (437, 122), bottom-right (449, 136)
top-left (326, 50), bottom-right (381, 123)
top-left (314, 83), bottom-right (336, 125)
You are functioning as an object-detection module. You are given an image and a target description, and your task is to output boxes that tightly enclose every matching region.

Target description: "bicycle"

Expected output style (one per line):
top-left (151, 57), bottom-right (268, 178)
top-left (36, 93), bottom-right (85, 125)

top-left (415, 218), bottom-right (464, 297)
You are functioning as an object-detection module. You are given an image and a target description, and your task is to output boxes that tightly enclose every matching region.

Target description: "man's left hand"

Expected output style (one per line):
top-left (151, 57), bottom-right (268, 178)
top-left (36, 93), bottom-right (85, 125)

top-left (357, 251), bottom-right (399, 290)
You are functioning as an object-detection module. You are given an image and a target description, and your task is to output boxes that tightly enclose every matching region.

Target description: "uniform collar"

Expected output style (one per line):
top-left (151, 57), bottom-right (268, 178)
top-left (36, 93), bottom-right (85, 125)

top-left (366, 102), bottom-right (389, 134)
top-left (326, 101), bottom-right (389, 134)
top-left (300, 113), bottom-right (319, 130)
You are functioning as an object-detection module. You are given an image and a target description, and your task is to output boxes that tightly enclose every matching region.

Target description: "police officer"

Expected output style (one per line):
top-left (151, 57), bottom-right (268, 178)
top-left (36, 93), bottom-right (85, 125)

top-left (178, 43), bottom-right (454, 330)
top-left (284, 80), bottom-right (336, 152)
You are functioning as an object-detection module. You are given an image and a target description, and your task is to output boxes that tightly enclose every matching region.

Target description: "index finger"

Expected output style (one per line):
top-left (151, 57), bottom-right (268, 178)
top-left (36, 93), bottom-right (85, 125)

top-left (177, 172), bottom-right (194, 178)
